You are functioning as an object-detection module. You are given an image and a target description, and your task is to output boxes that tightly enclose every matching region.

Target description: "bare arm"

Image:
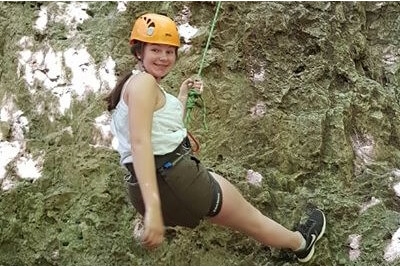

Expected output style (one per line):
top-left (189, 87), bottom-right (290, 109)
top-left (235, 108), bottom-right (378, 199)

top-left (125, 73), bottom-right (164, 249)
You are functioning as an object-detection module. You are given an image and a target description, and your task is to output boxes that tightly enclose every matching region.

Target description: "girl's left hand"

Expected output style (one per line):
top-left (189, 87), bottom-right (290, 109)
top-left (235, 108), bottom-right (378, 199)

top-left (179, 77), bottom-right (204, 96)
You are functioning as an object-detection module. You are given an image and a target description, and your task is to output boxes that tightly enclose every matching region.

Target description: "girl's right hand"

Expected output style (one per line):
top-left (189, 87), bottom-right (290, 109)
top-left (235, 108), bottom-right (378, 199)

top-left (141, 206), bottom-right (164, 249)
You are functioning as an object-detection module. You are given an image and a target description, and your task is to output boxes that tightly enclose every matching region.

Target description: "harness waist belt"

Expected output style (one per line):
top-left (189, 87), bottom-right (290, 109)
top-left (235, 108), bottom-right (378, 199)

top-left (125, 138), bottom-right (191, 180)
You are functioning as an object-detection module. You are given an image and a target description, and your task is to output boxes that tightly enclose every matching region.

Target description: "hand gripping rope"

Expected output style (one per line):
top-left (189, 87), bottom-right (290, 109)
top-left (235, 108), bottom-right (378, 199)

top-left (184, 1), bottom-right (222, 131)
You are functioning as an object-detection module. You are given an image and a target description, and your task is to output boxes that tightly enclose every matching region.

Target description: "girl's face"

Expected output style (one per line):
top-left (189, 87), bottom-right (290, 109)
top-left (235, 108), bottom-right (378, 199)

top-left (141, 43), bottom-right (177, 81)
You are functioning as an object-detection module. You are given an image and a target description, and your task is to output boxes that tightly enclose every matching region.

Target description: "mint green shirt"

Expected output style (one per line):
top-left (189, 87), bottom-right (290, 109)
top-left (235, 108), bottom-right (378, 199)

top-left (110, 70), bottom-right (187, 164)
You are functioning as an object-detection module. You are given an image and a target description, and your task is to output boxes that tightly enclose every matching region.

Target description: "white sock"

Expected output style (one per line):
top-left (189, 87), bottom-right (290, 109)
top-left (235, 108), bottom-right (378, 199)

top-left (294, 232), bottom-right (307, 251)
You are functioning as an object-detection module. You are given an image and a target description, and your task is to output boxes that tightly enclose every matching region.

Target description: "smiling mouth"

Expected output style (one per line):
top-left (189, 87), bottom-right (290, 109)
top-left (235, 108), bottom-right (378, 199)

top-left (155, 63), bottom-right (169, 67)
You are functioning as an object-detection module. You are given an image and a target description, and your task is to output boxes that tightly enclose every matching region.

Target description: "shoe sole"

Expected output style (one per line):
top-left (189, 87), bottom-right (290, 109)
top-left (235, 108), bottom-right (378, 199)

top-left (297, 210), bottom-right (326, 263)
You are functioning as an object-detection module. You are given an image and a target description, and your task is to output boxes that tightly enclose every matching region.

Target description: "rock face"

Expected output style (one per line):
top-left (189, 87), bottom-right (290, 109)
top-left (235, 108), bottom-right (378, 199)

top-left (1, 1), bottom-right (400, 265)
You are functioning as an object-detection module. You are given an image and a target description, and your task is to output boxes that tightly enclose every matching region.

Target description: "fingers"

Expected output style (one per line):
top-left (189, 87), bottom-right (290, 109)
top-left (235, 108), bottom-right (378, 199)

top-left (142, 236), bottom-right (163, 250)
top-left (181, 77), bottom-right (204, 95)
top-left (141, 227), bottom-right (164, 250)
top-left (190, 79), bottom-right (204, 94)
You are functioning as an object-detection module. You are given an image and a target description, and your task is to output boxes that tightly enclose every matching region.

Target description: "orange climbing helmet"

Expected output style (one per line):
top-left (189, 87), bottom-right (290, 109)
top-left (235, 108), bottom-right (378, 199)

top-left (130, 13), bottom-right (180, 47)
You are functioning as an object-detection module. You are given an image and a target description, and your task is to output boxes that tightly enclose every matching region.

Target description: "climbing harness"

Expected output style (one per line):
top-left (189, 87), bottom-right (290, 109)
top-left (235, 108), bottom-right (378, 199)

top-left (184, 1), bottom-right (222, 130)
top-left (187, 131), bottom-right (200, 153)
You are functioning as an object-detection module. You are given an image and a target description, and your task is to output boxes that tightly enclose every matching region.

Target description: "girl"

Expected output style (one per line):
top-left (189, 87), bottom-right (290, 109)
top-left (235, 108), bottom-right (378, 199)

top-left (105, 13), bottom-right (326, 263)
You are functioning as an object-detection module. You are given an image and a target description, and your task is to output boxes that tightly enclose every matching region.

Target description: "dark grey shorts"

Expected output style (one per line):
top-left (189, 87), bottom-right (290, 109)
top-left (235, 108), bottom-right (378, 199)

top-left (125, 154), bottom-right (223, 228)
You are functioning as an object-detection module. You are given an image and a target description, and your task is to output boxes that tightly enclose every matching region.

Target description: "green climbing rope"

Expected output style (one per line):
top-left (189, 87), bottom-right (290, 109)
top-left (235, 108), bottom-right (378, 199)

top-left (184, 1), bottom-right (222, 130)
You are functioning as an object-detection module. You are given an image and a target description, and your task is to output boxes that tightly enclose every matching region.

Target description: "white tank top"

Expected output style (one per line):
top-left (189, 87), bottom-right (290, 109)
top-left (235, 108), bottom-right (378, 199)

top-left (110, 70), bottom-right (187, 164)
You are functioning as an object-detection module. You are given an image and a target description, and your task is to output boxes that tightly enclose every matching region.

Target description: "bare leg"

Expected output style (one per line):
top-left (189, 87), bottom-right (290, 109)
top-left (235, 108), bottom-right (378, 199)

top-left (207, 172), bottom-right (303, 251)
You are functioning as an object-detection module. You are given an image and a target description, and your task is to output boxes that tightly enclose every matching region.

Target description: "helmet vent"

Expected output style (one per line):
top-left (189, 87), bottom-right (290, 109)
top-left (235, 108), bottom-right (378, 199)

top-left (146, 22), bottom-right (155, 36)
top-left (142, 17), bottom-right (154, 26)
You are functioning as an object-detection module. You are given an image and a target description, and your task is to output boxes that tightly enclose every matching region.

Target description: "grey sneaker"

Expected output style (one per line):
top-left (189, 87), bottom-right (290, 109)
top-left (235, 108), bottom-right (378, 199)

top-left (294, 209), bottom-right (326, 263)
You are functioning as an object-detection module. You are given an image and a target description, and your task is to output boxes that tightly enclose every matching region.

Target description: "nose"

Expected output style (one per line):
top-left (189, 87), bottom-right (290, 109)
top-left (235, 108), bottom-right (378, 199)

top-left (159, 52), bottom-right (168, 61)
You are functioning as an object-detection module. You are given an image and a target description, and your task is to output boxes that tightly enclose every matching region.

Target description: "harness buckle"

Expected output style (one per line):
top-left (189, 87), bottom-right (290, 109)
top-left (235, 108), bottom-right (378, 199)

top-left (162, 161), bottom-right (173, 169)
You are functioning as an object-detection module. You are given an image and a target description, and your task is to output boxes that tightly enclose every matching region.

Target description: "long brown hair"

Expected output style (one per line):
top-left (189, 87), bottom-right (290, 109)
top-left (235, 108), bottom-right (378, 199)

top-left (104, 42), bottom-right (144, 111)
